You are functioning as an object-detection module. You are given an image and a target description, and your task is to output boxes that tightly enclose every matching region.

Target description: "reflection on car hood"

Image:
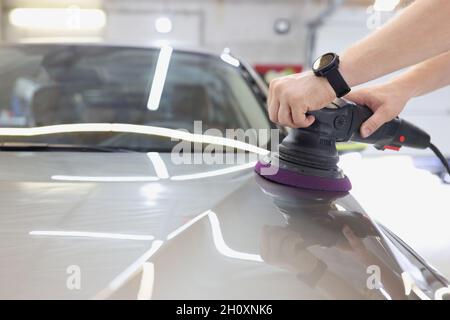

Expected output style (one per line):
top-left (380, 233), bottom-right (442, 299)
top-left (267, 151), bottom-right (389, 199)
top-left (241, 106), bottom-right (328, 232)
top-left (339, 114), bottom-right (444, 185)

top-left (0, 152), bottom-right (447, 299)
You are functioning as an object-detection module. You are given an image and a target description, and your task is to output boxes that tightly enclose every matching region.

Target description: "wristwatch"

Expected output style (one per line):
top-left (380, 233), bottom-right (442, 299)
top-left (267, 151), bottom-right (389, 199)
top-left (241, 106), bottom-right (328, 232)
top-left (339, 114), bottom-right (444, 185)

top-left (312, 53), bottom-right (351, 98)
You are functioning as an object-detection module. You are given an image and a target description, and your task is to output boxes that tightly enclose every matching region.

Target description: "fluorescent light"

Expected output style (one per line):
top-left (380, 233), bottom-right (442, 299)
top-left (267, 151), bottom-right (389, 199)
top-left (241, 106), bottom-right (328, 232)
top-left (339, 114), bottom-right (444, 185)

top-left (167, 210), bottom-right (210, 240)
top-left (147, 46), bottom-right (173, 111)
top-left (208, 211), bottom-right (263, 262)
top-left (220, 51), bottom-right (240, 67)
top-left (170, 161), bottom-right (256, 181)
top-left (19, 36), bottom-right (103, 43)
top-left (168, 210), bottom-right (263, 262)
top-left (29, 230), bottom-right (155, 241)
top-left (106, 240), bottom-right (163, 293)
top-left (51, 175), bottom-right (160, 182)
top-left (137, 262), bottom-right (155, 300)
top-left (9, 8), bottom-right (106, 30)
top-left (155, 17), bottom-right (172, 34)
top-left (0, 123), bottom-right (269, 155)
top-left (373, 0), bottom-right (400, 11)
top-left (96, 208), bottom-right (262, 298)
top-left (401, 272), bottom-right (431, 300)
top-left (147, 152), bottom-right (169, 179)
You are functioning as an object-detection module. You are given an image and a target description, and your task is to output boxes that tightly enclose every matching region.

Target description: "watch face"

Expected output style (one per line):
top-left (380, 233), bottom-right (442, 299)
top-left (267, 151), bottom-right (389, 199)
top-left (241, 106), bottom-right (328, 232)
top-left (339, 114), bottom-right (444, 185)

top-left (313, 53), bottom-right (335, 71)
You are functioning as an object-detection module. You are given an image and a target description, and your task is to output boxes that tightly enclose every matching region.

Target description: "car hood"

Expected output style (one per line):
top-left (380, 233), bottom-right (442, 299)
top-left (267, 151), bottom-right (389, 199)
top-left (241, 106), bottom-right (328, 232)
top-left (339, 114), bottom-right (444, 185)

top-left (0, 152), bottom-right (447, 299)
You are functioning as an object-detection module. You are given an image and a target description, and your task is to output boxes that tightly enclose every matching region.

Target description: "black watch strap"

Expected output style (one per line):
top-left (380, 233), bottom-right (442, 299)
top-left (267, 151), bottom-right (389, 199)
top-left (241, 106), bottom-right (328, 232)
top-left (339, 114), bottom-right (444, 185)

top-left (325, 68), bottom-right (351, 98)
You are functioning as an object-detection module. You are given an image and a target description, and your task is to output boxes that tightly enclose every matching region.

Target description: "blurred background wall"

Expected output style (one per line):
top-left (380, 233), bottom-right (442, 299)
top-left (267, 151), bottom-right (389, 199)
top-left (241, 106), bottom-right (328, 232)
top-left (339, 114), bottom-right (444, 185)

top-left (1, 0), bottom-right (387, 64)
top-left (0, 0), bottom-right (448, 153)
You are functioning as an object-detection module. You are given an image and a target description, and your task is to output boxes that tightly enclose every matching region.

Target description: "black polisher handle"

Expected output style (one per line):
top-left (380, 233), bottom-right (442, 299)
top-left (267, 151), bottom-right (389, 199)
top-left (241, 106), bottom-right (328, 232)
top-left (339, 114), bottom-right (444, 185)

top-left (309, 98), bottom-right (430, 150)
top-left (348, 101), bottom-right (430, 150)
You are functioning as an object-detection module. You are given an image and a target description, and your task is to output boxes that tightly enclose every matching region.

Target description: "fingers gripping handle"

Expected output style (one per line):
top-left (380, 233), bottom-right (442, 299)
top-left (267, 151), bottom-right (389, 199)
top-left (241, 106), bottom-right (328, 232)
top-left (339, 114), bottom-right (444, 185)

top-left (306, 99), bottom-right (430, 150)
top-left (349, 103), bottom-right (430, 150)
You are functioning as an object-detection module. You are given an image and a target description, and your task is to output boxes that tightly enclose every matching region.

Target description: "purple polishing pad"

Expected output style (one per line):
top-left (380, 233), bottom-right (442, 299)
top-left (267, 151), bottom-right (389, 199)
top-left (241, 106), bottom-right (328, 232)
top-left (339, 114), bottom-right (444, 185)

top-left (255, 161), bottom-right (352, 192)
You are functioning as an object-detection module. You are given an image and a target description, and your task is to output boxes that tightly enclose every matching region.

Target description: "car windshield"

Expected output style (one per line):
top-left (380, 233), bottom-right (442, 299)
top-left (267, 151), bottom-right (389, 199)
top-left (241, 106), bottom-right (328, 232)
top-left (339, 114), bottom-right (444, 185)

top-left (0, 44), bottom-right (270, 151)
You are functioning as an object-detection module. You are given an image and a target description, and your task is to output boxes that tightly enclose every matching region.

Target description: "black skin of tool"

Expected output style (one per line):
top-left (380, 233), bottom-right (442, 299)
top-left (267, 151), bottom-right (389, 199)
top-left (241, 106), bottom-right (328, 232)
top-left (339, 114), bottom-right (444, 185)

top-left (276, 98), bottom-right (450, 180)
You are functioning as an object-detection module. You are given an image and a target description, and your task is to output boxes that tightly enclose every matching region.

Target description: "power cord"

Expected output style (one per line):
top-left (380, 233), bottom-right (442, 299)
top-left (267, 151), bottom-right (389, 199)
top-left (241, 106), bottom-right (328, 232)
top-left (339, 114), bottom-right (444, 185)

top-left (429, 142), bottom-right (450, 178)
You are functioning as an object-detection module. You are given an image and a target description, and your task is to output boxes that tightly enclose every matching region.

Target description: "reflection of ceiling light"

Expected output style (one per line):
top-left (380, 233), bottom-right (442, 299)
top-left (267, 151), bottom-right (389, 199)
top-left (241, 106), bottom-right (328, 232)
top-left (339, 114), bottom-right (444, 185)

top-left (29, 230), bottom-right (155, 241)
top-left (170, 161), bottom-right (256, 181)
top-left (373, 0), bottom-right (400, 11)
top-left (220, 48), bottom-right (240, 67)
top-left (0, 123), bottom-right (269, 155)
top-left (147, 46), bottom-right (173, 110)
top-left (19, 36), bottom-right (103, 43)
top-left (274, 18), bottom-right (291, 35)
top-left (104, 240), bottom-right (164, 295)
top-left (9, 8), bottom-right (106, 30)
top-left (137, 262), bottom-right (155, 300)
top-left (155, 16), bottom-right (172, 33)
top-left (168, 210), bottom-right (263, 262)
top-left (51, 175), bottom-right (160, 182)
top-left (167, 210), bottom-right (210, 240)
top-left (147, 152), bottom-right (169, 179)
top-left (208, 211), bottom-right (263, 262)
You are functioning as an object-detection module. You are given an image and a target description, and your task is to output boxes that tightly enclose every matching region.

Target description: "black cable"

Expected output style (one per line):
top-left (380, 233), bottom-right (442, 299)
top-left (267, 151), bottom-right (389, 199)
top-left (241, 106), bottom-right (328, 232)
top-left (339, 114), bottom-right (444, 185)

top-left (429, 142), bottom-right (450, 175)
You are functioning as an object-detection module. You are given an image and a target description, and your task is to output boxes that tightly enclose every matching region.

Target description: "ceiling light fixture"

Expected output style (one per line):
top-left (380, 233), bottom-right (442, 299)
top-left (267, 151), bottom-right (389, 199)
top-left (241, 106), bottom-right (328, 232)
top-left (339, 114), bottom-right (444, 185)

top-left (274, 18), bottom-right (291, 35)
top-left (373, 0), bottom-right (400, 12)
top-left (155, 16), bottom-right (172, 34)
top-left (9, 8), bottom-right (106, 30)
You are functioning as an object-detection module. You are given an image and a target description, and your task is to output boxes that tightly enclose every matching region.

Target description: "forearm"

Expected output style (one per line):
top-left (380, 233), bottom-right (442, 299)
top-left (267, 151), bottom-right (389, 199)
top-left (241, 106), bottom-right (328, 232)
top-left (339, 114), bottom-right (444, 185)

top-left (389, 51), bottom-right (450, 98)
top-left (339, 0), bottom-right (450, 86)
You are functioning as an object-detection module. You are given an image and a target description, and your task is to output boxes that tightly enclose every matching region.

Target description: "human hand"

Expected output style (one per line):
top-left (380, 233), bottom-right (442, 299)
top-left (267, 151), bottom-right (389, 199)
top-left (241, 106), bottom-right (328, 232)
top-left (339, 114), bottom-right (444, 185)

top-left (267, 71), bottom-right (336, 128)
top-left (260, 225), bottom-right (319, 274)
top-left (345, 83), bottom-right (411, 138)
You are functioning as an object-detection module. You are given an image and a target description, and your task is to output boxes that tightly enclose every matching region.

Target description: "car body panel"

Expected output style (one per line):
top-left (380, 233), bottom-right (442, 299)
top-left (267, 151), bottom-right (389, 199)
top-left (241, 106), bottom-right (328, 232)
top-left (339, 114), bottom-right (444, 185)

top-left (0, 152), bottom-right (447, 299)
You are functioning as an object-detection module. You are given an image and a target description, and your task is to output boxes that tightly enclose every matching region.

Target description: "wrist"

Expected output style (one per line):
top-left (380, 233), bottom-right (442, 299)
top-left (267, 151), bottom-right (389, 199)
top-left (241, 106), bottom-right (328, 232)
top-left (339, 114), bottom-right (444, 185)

top-left (338, 57), bottom-right (358, 87)
top-left (309, 71), bottom-right (337, 100)
top-left (312, 53), bottom-right (351, 98)
top-left (387, 78), bottom-right (417, 101)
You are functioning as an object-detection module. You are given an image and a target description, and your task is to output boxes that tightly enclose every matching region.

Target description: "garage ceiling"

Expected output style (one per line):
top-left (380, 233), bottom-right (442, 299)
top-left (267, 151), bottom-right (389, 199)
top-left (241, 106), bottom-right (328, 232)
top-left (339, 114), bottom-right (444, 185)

top-left (3, 0), bottom-right (415, 7)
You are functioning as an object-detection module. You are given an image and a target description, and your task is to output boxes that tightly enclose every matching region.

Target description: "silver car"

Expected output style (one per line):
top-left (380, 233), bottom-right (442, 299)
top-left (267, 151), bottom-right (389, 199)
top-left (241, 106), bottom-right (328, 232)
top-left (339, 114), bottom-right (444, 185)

top-left (0, 44), bottom-right (448, 300)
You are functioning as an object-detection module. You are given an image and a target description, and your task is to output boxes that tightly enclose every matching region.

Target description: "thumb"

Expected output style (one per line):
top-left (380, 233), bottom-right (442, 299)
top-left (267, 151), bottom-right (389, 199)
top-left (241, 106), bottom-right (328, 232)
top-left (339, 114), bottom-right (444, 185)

top-left (360, 108), bottom-right (391, 138)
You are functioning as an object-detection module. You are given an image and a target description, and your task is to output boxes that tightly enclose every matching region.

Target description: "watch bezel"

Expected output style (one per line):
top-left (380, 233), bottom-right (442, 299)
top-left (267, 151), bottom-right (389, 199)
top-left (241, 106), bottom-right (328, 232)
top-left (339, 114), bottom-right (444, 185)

top-left (312, 53), bottom-right (339, 76)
